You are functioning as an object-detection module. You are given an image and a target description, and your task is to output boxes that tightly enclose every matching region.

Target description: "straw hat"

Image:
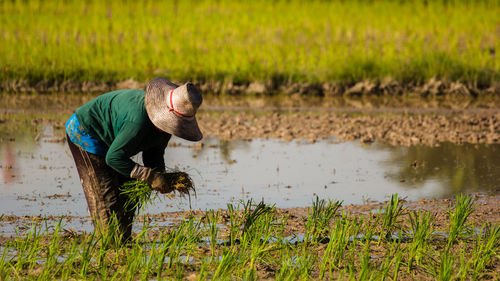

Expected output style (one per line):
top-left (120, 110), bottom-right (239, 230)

top-left (145, 77), bottom-right (203, 141)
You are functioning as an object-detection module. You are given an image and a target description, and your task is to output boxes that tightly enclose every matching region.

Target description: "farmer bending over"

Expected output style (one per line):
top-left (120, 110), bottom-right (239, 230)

top-left (65, 77), bottom-right (202, 240)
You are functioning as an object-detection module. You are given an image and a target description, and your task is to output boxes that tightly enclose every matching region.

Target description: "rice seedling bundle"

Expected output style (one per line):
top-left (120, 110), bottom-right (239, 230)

top-left (120, 171), bottom-right (195, 212)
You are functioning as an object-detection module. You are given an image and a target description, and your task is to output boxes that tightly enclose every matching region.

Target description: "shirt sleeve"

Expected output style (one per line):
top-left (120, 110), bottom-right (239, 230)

top-left (105, 122), bottom-right (144, 177)
top-left (142, 136), bottom-right (170, 171)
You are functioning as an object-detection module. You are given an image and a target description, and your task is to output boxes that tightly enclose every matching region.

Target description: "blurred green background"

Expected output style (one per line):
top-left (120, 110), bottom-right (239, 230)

top-left (1, 0), bottom-right (499, 88)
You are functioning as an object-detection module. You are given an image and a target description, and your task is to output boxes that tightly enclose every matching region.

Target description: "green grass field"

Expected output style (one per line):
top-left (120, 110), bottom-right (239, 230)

top-left (0, 0), bottom-right (499, 88)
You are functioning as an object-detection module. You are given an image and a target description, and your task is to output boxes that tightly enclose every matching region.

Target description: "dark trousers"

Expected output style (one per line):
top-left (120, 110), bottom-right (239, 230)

top-left (67, 135), bottom-right (135, 241)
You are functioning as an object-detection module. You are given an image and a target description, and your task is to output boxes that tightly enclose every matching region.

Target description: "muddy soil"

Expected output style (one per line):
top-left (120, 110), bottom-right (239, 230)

top-left (1, 192), bottom-right (498, 280)
top-left (2, 94), bottom-right (500, 147)
top-left (197, 110), bottom-right (500, 146)
top-left (146, 193), bottom-right (500, 237)
top-left (2, 77), bottom-right (500, 96)
top-left (1, 93), bottom-right (499, 279)
top-left (2, 194), bottom-right (498, 239)
top-left (1, 194), bottom-right (499, 280)
top-left (158, 194), bottom-right (500, 280)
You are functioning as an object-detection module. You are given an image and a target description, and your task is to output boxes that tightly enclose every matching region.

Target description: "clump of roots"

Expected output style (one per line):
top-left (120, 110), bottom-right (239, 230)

top-left (163, 171), bottom-right (196, 198)
top-left (120, 171), bottom-right (196, 213)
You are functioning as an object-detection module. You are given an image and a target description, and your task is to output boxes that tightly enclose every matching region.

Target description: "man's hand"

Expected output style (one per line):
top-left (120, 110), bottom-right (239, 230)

top-left (130, 165), bottom-right (174, 194)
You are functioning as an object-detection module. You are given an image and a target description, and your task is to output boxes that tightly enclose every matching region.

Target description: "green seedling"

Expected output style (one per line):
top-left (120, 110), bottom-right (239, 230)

top-left (469, 224), bottom-right (500, 280)
top-left (0, 241), bottom-right (13, 280)
top-left (407, 209), bottom-right (434, 271)
top-left (79, 230), bottom-right (98, 277)
top-left (438, 250), bottom-right (455, 281)
top-left (205, 209), bottom-right (220, 260)
top-left (306, 196), bottom-right (342, 241)
top-left (241, 209), bottom-right (279, 280)
top-left (39, 218), bottom-right (64, 279)
top-left (120, 180), bottom-right (158, 213)
top-left (379, 193), bottom-right (406, 243)
top-left (213, 247), bottom-right (239, 280)
top-left (59, 237), bottom-right (80, 279)
top-left (156, 229), bottom-right (175, 280)
top-left (120, 172), bottom-right (195, 214)
top-left (241, 200), bottom-right (274, 235)
top-left (392, 250), bottom-right (404, 281)
top-left (447, 194), bottom-right (475, 249)
top-left (319, 212), bottom-right (359, 278)
top-left (14, 219), bottom-right (44, 274)
top-left (0, 197), bottom-right (497, 280)
top-left (226, 203), bottom-right (241, 246)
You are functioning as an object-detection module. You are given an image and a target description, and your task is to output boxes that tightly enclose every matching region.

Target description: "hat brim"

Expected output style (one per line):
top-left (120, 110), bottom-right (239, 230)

top-left (145, 79), bottom-right (203, 142)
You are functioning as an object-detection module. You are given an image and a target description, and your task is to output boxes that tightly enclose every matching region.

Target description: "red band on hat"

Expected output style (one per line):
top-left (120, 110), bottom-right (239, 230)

top-left (169, 90), bottom-right (194, 118)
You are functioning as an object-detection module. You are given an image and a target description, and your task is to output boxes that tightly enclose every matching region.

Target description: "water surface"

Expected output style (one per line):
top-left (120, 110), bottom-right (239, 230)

top-left (1, 125), bottom-right (498, 217)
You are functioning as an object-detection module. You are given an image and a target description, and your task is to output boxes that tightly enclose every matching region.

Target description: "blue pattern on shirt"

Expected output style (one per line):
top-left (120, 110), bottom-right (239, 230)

top-left (65, 113), bottom-right (107, 156)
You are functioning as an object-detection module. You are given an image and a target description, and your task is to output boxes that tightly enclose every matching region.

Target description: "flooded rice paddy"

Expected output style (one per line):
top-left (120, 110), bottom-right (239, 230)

top-left (1, 124), bottom-right (499, 219)
top-left (0, 94), bottom-right (499, 279)
top-left (1, 93), bottom-right (499, 233)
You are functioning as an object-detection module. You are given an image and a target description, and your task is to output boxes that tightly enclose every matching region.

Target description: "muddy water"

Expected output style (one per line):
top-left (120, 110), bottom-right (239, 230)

top-left (1, 125), bottom-right (499, 219)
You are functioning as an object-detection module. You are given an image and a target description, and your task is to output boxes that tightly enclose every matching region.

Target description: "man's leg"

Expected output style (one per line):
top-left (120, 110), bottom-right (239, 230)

top-left (67, 136), bottom-right (135, 241)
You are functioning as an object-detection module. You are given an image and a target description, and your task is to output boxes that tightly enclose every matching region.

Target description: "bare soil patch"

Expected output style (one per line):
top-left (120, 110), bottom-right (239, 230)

top-left (2, 93), bottom-right (500, 146)
top-left (198, 110), bottom-right (500, 146)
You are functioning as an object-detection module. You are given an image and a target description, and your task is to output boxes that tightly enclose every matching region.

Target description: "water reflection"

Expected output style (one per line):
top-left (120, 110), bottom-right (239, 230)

top-left (381, 143), bottom-right (500, 196)
top-left (219, 140), bottom-right (234, 163)
top-left (0, 123), bottom-right (499, 217)
top-left (1, 142), bottom-right (17, 189)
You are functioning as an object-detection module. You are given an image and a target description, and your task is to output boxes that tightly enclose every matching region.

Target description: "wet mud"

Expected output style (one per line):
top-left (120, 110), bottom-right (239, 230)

top-left (147, 193), bottom-right (500, 238)
top-left (2, 77), bottom-right (500, 96)
top-left (1, 91), bottom-right (499, 279)
top-left (1, 194), bottom-right (498, 237)
top-left (3, 93), bottom-right (500, 147)
top-left (3, 129), bottom-right (500, 216)
top-left (198, 110), bottom-right (500, 146)
top-left (1, 94), bottom-right (500, 212)
top-left (1, 194), bottom-right (498, 280)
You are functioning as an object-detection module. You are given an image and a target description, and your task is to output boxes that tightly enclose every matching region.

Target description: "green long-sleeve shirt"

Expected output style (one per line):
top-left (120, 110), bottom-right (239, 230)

top-left (75, 89), bottom-right (171, 176)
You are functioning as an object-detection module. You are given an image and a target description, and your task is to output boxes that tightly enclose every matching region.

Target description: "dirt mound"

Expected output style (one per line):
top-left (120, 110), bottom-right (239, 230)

top-left (198, 110), bottom-right (500, 146)
top-left (2, 78), bottom-right (499, 96)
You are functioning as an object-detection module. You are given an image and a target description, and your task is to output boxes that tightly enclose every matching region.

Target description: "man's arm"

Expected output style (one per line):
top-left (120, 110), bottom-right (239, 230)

top-left (105, 122), bottom-right (143, 177)
top-left (142, 135), bottom-right (170, 171)
top-left (106, 122), bottom-right (174, 193)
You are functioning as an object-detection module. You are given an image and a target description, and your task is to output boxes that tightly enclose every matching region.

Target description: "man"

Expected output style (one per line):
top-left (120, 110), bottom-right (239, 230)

top-left (66, 77), bottom-right (202, 240)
